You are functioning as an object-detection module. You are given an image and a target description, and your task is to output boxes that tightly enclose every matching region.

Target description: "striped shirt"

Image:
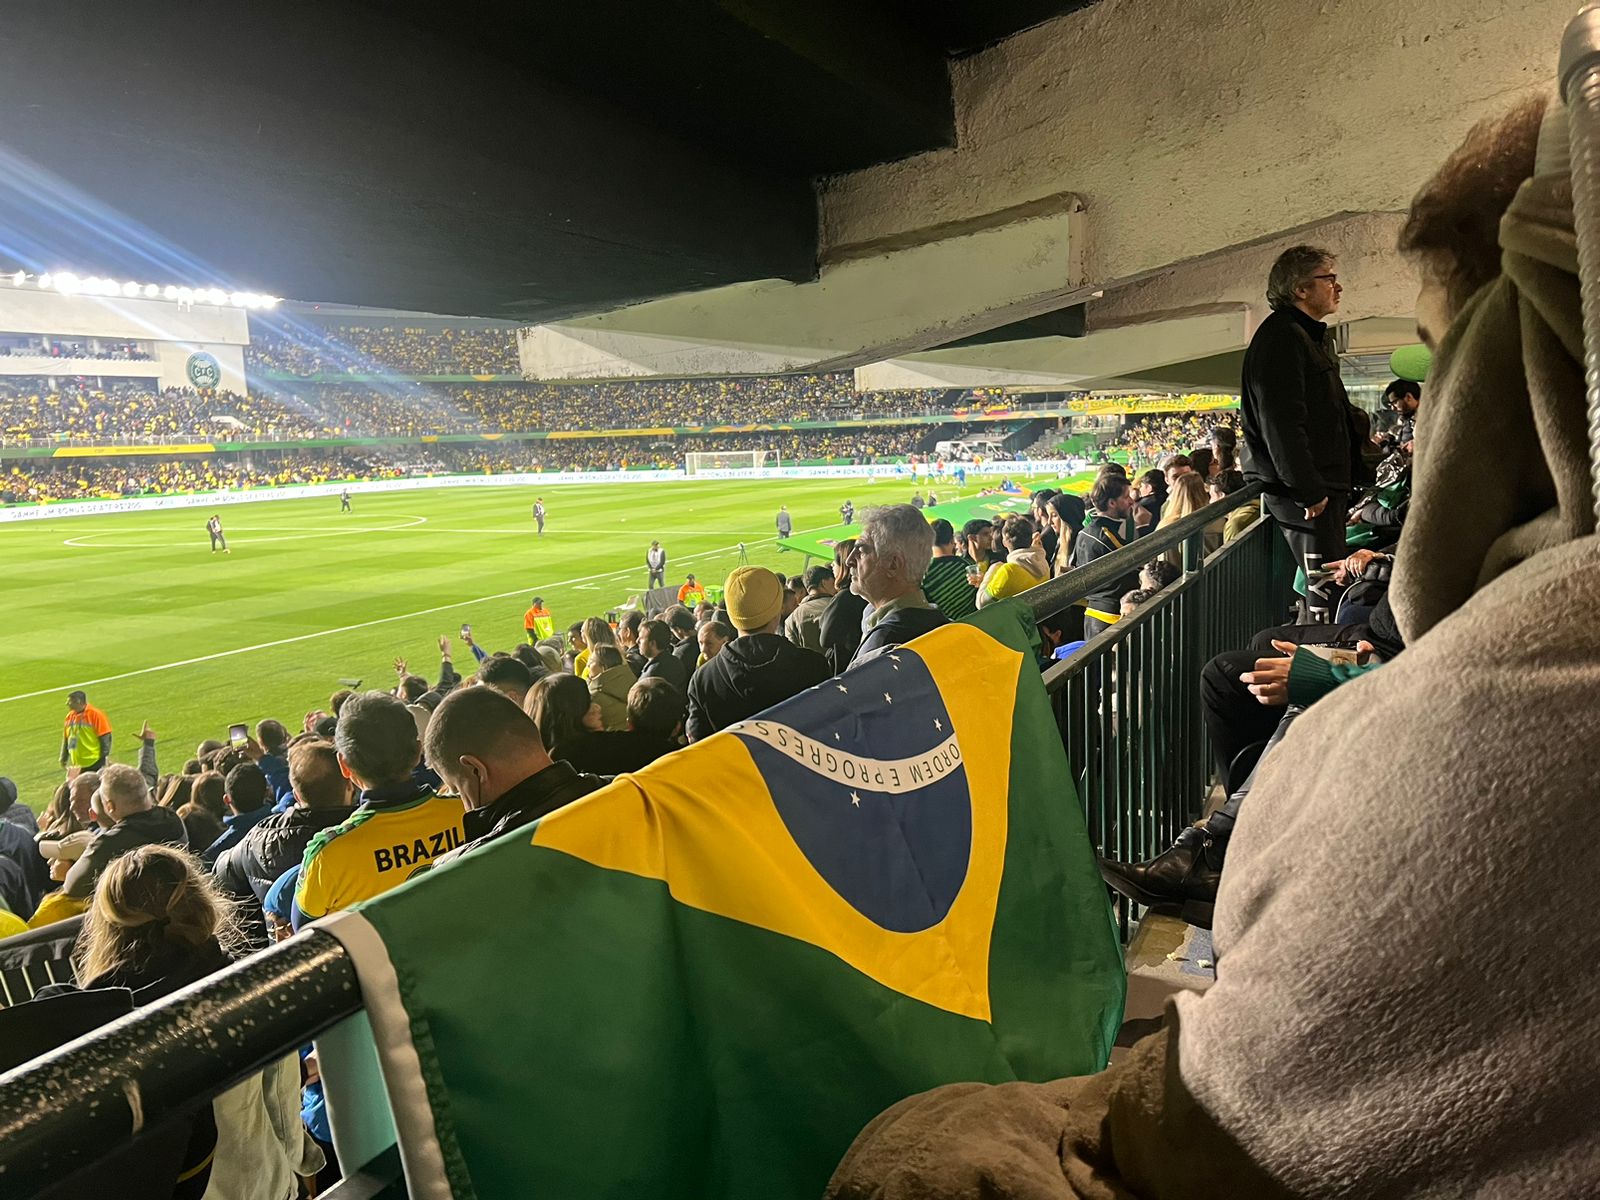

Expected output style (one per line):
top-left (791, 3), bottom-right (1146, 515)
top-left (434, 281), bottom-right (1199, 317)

top-left (922, 554), bottom-right (978, 620)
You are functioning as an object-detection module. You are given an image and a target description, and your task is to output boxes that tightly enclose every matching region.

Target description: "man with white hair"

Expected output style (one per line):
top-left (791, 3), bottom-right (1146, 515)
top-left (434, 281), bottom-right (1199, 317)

top-left (1241, 244), bottom-right (1369, 570)
top-left (848, 504), bottom-right (950, 667)
top-left (62, 762), bottom-right (186, 899)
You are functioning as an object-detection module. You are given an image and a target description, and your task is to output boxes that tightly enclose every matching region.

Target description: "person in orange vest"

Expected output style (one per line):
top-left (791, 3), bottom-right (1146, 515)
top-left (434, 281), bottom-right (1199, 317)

top-left (523, 596), bottom-right (554, 644)
top-left (677, 575), bottom-right (706, 607)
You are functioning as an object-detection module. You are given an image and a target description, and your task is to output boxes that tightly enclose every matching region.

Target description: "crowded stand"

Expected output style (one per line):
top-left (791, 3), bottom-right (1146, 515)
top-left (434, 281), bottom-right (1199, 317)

top-left (0, 424), bottom-right (937, 502)
top-left (246, 324), bottom-right (521, 376)
top-left (0, 381), bottom-right (333, 444)
top-left (274, 375), bottom-right (959, 434)
top-left (0, 337), bottom-right (153, 361)
top-left (1109, 411), bottom-right (1238, 468)
top-left (1, 451), bottom-right (403, 504)
top-left (440, 427), bottom-right (931, 474)
top-left (3, 373), bottom-right (993, 444)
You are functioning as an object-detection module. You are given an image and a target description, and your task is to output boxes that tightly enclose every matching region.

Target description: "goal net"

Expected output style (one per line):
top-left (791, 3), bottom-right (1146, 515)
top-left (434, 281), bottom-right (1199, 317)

top-left (683, 449), bottom-right (779, 473)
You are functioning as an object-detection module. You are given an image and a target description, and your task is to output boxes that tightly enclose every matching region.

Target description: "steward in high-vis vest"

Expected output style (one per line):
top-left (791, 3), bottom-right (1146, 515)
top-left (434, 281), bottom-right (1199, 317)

top-left (524, 597), bottom-right (554, 644)
top-left (1070, 475), bottom-right (1141, 638)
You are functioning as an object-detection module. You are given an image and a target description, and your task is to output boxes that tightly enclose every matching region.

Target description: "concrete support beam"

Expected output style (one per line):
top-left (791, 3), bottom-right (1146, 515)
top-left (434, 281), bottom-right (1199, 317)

top-left (820, 0), bottom-right (1568, 298)
top-left (519, 200), bottom-right (1085, 380)
top-left (853, 305), bottom-right (1251, 391)
top-left (854, 212), bottom-right (1418, 394)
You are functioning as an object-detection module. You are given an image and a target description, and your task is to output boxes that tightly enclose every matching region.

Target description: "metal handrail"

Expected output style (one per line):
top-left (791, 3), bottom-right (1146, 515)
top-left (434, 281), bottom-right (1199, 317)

top-left (0, 931), bottom-right (362, 1196)
top-left (1024, 482), bottom-right (1266, 622)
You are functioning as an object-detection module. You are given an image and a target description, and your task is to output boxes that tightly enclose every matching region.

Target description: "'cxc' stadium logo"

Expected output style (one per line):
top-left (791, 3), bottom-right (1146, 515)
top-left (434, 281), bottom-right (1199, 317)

top-left (729, 649), bottom-right (971, 934)
top-left (185, 351), bottom-right (222, 389)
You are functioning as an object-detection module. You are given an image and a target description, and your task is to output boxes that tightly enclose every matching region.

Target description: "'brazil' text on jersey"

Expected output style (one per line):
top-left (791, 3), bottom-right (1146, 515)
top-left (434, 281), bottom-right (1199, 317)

top-left (297, 789), bottom-right (464, 919)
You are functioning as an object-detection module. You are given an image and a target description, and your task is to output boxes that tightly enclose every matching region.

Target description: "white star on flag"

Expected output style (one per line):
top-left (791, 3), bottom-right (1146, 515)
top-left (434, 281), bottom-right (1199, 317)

top-left (883, 692), bottom-right (893, 704)
top-left (836, 684), bottom-right (849, 694)
top-left (849, 791), bottom-right (862, 807)
top-left (934, 718), bottom-right (943, 731)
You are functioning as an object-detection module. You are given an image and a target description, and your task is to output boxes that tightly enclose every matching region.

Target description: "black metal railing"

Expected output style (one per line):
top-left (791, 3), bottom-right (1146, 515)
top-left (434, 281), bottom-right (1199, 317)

top-left (1025, 483), bottom-right (1293, 937)
top-left (0, 931), bottom-right (377, 1198)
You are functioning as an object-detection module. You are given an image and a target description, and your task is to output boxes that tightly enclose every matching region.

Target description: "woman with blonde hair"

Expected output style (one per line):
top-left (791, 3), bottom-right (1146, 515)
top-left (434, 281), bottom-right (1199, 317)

top-left (578, 615), bottom-right (619, 680)
top-left (1156, 473), bottom-right (1220, 566)
top-left (66, 845), bottom-right (323, 1197)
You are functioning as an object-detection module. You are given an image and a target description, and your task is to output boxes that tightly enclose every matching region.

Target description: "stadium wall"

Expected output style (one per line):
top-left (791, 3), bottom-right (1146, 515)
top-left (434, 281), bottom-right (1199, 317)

top-left (0, 460), bottom-right (1081, 523)
top-left (0, 288), bottom-right (249, 392)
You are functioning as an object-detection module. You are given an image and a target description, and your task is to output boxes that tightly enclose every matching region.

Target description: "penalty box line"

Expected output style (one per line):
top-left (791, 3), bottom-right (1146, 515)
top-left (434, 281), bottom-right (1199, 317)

top-left (0, 530), bottom-right (814, 706)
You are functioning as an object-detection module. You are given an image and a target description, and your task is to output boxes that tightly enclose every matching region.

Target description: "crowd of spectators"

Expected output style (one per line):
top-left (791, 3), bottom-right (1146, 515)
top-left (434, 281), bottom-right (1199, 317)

top-left (1108, 412), bottom-right (1238, 468)
top-left (1, 374), bottom-right (996, 444)
top-left (276, 375), bottom-right (959, 433)
top-left (246, 324), bottom-right (521, 376)
top-left (0, 338), bottom-right (153, 361)
top-left (2, 426), bottom-right (938, 502)
top-left (0, 382), bottom-right (332, 444)
top-left (2, 451), bottom-right (401, 504)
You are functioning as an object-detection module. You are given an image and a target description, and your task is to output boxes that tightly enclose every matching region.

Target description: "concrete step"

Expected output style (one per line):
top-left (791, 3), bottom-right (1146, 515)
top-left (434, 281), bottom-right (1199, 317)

top-left (1112, 913), bottom-right (1215, 1059)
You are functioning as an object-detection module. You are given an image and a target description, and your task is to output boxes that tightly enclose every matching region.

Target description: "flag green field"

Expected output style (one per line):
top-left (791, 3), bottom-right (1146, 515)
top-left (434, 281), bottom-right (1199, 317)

top-left (326, 602), bottom-right (1124, 1198)
top-left (1, 476), bottom-right (1004, 812)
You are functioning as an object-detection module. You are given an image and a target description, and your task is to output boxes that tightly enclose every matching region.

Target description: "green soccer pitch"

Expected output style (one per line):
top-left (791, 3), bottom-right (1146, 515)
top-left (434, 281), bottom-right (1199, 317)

top-left (0, 474), bottom-right (1079, 811)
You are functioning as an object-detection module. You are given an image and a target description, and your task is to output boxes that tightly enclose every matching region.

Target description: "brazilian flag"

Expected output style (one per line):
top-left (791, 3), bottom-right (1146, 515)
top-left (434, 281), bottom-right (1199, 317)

top-left (322, 601), bottom-right (1124, 1198)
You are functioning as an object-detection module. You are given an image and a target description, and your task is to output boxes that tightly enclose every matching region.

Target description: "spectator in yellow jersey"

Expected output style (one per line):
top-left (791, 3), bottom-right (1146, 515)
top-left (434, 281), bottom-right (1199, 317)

top-left (293, 692), bottom-right (463, 927)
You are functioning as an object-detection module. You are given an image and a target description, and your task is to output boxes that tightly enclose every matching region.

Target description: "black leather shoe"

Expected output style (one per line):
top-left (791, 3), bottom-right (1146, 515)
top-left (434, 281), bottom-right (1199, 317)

top-left (1098, 826), bottom-right (1223, 929)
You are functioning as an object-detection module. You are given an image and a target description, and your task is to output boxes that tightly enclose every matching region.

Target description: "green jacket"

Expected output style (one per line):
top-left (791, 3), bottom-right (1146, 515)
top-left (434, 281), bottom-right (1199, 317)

top-left (1287, 646), bottom-right (1383, 707)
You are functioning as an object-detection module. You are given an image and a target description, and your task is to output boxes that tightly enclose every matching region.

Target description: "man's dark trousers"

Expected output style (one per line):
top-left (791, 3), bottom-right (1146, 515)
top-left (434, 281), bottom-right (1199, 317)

top-left (1264, 490), bottom-right (1348, 572)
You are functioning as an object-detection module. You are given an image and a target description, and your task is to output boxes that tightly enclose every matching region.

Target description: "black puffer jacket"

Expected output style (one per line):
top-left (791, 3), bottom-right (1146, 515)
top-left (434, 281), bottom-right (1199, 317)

top-left (214, 805), bottom-right (354, 903)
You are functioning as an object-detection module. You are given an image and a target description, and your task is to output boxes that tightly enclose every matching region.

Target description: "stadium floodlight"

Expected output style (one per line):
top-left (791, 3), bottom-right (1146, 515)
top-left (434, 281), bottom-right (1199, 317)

top-left (26, 269), bottom-right (283, 307)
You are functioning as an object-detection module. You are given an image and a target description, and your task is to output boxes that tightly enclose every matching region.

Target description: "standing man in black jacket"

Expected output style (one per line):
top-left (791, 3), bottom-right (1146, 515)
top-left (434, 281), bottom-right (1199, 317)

top-left (1241, 245), bottom-right (1366, 573)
